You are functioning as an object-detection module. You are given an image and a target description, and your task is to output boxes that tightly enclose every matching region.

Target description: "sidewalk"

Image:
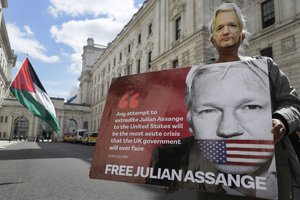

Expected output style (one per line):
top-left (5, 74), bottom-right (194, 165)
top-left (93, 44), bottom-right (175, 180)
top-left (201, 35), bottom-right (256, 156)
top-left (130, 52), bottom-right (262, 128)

top-left (0, 140), bottom-right (20, 149)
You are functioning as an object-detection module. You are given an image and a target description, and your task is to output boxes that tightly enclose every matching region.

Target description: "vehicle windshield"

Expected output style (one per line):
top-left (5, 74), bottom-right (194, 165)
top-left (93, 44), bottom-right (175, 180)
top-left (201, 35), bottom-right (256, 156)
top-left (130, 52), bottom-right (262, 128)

top-left (79, 131), bottom-right (88, 136)
top-left (91, 133), bottom-right (98, 137)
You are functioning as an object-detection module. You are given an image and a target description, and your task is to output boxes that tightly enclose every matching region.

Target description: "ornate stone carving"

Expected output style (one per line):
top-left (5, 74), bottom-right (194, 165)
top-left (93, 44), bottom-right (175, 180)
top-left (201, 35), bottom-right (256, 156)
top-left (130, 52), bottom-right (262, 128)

top-left (169, 0), bottom-right (182, 19)
top-left (127, 58), bottom-right (133, 65)
top-left (145, 42), bottom-right (154, 52)
top-left (135, 50), bottom-right (142, 60)
top-left (281, 35), bottom-right (295, 53)
top-left (117, 66), bottom-right (122, 75)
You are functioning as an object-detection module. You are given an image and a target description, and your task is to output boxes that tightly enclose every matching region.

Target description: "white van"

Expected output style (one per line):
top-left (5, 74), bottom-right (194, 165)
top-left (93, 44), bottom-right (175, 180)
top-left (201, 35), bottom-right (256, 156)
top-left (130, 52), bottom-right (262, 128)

top-left (72, 129), bottom-right (88, 143)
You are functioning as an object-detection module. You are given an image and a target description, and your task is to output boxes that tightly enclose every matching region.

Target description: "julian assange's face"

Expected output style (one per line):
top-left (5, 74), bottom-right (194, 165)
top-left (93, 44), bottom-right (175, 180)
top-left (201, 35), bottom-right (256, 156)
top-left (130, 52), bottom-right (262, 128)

top-left (212, 10), bottom-right (242, 48)
top-left (190, 66), bottom-right (273, 174)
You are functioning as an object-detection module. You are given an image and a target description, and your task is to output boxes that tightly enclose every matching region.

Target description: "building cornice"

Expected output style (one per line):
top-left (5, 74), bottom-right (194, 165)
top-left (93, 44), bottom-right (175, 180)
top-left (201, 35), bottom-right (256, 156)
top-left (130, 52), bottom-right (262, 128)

top-left (0, 16), bottom-right (17, 65)
top-left (250, 18), bottom-right (300, 44)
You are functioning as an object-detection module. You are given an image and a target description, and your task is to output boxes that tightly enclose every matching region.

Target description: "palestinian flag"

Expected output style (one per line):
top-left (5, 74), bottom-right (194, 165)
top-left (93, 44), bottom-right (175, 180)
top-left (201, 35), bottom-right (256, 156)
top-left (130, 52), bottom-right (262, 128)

top-left (10, 57), bottom-right (60, 133)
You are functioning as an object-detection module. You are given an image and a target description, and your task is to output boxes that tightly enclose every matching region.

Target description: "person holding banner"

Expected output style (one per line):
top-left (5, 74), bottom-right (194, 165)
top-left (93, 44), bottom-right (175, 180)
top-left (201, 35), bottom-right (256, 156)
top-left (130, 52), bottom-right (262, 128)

top-left (149, 2), bottom-right (300, 200)
top-left (150, 59), bottom-right (278, 199)
top-left (194, 2), bottom-right (300, 200)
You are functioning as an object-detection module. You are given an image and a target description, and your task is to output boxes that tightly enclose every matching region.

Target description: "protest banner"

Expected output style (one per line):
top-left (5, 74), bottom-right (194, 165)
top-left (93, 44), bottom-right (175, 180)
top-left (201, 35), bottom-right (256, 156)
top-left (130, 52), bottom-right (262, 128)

top-left (90, 59), bottom-right (278, 199)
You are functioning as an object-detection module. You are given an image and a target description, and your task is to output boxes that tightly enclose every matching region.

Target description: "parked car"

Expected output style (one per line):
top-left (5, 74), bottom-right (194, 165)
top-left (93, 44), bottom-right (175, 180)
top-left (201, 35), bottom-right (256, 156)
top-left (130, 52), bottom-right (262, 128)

top-left (72, 129), bottom-right (88, 143)
top-left (87, 131), bottom-right (98, 145)
top-left (82, 131), bottom-right (98, 145)
top-left (63, 133), bottom-right (73, 143)
top-left (81, 132), bottom-right (89, 144)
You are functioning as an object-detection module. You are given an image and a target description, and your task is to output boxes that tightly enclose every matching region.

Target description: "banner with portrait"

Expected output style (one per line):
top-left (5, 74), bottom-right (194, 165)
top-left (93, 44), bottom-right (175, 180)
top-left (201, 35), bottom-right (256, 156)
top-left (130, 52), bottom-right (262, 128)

top-left (90, 58), bottom-right (278, 199)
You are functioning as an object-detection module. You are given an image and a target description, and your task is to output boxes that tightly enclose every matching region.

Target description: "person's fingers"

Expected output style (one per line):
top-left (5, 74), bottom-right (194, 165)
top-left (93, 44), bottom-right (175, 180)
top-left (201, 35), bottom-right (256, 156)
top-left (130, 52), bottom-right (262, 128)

top-left (272, 119), bottom-right (286, 144)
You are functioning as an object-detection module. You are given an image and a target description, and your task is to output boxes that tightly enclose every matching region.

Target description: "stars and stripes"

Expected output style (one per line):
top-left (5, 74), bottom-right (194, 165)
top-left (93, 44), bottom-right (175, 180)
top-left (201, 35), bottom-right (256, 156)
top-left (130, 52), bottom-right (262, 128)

top-left (197, 139), bottom-right (274, 166)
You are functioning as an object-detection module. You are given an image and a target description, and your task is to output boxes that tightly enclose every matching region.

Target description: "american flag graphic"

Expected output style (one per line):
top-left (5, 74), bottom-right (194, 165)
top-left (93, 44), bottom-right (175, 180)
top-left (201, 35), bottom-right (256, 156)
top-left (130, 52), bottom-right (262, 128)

top-left (197, 140), bottom-right (274, 166)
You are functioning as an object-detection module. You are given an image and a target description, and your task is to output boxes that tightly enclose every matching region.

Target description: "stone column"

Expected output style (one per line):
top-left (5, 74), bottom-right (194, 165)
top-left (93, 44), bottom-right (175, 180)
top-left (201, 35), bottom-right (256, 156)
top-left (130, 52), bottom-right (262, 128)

top-left (33, 117), bottom-right (39, 140)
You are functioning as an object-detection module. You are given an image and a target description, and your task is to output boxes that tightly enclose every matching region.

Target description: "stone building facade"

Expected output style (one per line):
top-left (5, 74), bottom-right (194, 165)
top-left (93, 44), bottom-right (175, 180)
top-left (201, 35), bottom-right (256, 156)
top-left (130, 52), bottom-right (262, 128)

top-left (83, 0), bottom-right (300, 132)
top-left (0, 97), bottom-right (91, 141)
top-left (0, 0), bottom-right (17, 108)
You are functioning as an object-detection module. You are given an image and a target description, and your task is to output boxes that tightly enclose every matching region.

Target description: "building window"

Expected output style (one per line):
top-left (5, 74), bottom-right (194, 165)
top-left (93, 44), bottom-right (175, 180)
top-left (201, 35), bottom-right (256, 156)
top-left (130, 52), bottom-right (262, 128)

top-left (113, 58), bottom-right (116, 66)
top-left (175, 17), bottom-right (181, 40)
top-left (126, 65), bottom-right (132, 75)
top-left (0, 116), bottom-right (3, 122)
top-left (101, 85), bottom-right (105, 98)
top-left (172, 59), bottom-right (179, 68)
top-left (137, 59), bottom-right (141, 74)
top-left (138, 33), bottom-right (142, 44)
top-left (260, 47), bottom-right (273, 59)
top-left (128, 44), bottom-right (131, 53)
top-left (5, 116), bottom-right (7, 122)
top-left (83, 122), bottom-right (88, 129)
top-left (148, 23), bottom-right (152, 35)
top-left (119, 52), bottom-right (122, 61)
top-left (261, 0), bottom-right (275, 28)
top-left (148, 51), bottom-right (152, 69)
top-left (107, 81), bottom-right (110, 93)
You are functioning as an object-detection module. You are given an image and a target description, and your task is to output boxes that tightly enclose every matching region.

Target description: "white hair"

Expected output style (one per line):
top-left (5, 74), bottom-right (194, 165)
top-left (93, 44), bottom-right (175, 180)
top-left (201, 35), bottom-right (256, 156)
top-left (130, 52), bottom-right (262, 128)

top-left (208, 2), bottom-right (250, 53)
top-left (209, 2), bottom-right (245, 36)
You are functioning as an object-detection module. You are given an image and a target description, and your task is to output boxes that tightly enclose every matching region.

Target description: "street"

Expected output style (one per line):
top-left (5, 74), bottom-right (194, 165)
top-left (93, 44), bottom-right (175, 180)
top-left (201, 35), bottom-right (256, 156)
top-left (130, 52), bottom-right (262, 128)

top-left (0, 141), bottom-right (299, 200)
top-left (0, 141), bottom-right (198, 200)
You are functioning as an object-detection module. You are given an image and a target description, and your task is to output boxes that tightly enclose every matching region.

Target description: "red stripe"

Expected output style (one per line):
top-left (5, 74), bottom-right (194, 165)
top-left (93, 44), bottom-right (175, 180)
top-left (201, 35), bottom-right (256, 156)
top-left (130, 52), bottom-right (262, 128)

top-left (11, 58), bottom-right (36, 92)
top-left (226, 147), bottom-right (274, 152)
top-left (225, 162), bottom-right (260, 166)
top-left (226, 140), bottom-right (274, 145)
top-left (227, 154), bottom-right (272, 159)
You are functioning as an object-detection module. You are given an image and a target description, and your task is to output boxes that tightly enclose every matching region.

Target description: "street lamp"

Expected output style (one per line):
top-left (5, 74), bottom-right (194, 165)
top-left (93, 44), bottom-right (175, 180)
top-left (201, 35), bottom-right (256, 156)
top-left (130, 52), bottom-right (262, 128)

top-left (9, 114), bottom-right (14, 143)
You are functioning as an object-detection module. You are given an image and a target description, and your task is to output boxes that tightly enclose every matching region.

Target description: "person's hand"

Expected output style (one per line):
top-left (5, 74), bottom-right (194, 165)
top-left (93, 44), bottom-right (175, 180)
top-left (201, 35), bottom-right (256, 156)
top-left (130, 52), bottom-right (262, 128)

top-left (272, 119), bottom-right (286, 145)
top-left (295, 131), bottom-right (300, 138)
